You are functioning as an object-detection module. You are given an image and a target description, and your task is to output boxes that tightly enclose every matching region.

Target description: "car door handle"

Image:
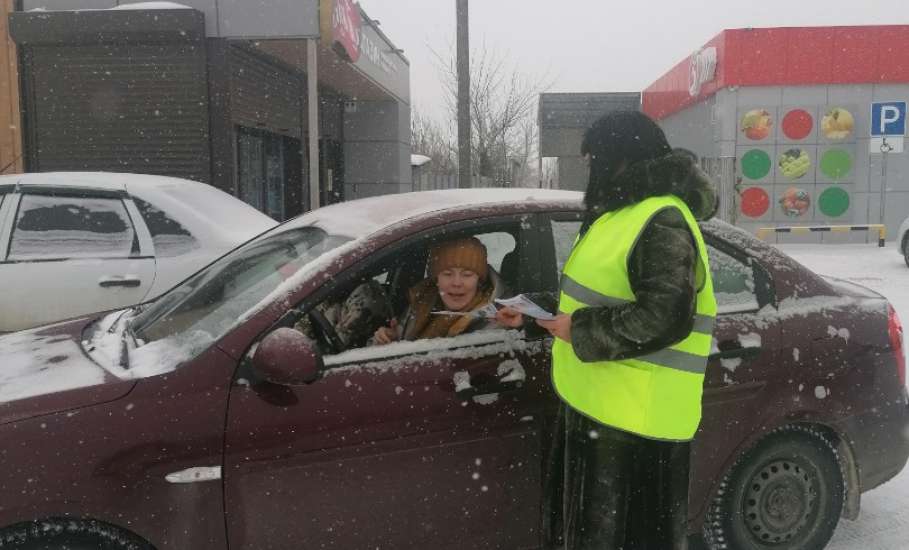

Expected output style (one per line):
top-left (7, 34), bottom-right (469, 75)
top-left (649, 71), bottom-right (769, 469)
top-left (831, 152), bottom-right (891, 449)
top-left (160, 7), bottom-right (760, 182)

top-left (709, 346), bottom-right (762, 361)
top-left (455, 376), bottom-right (524, 399)
top-left (98, 275), bottom-right (142, 288)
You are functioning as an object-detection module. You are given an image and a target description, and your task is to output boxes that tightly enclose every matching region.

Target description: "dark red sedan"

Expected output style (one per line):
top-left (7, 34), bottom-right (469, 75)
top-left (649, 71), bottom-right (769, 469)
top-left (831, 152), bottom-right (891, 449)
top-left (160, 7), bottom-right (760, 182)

top-left (0, 189), bottom-right (906, 550)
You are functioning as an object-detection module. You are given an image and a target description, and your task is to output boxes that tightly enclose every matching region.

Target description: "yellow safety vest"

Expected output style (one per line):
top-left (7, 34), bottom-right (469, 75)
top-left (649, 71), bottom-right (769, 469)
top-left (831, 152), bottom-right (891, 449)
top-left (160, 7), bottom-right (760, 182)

top-left (552, 195), bottom-right (717, 441)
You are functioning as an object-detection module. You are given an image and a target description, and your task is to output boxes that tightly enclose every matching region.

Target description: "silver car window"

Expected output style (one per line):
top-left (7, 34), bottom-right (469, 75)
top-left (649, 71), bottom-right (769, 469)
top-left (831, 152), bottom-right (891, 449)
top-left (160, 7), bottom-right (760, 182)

top-left (8, 194), bottom-right (137, 261)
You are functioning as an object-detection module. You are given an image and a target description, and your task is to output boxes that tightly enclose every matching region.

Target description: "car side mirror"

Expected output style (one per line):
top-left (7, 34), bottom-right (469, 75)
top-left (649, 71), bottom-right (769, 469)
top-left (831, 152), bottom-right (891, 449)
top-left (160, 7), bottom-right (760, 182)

top-left (252, 327), bottom-right (323, 386)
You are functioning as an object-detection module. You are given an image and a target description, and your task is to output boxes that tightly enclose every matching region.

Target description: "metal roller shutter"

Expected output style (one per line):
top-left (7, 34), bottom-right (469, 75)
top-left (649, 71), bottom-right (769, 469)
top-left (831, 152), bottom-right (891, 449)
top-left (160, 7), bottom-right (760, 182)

top-left (25, 42), bottom-right (210, 182)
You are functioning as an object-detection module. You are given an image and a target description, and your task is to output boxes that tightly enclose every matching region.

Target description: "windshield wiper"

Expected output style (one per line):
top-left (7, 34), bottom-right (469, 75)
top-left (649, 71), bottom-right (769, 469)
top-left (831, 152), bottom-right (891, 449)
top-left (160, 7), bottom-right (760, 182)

top-left (118, 316), bottom-right (138, 370)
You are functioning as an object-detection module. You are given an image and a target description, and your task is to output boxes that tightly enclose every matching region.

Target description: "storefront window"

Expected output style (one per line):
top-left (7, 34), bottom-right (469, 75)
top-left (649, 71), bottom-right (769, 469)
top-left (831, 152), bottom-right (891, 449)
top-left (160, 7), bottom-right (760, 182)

top-left (237, 127), bottom-right (297, 221)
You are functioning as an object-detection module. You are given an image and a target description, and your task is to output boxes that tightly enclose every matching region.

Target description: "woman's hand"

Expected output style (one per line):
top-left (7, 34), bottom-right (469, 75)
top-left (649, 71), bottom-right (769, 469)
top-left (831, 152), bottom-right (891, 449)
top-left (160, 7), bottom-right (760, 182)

top-left (495, 306), bottom-right (524, 328)
top-left (536, 314), bottom-right (572, 342)
top-left (373, 319), bottom-right (399, 345)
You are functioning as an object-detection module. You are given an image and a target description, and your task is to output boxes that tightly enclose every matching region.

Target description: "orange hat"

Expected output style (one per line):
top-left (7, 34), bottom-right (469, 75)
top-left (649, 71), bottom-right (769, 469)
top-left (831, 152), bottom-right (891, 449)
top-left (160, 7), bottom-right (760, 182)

top-left (429, 237), bottom-right (488, 280)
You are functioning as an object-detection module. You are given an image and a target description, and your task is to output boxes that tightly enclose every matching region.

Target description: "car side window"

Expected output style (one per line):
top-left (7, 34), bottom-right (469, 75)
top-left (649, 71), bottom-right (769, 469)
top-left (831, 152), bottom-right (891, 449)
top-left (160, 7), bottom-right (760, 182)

top-left (707, 245), bottom-right (760, 314)
top-left (8, 194), bottom-right (137, 261)
top-left (474, 232), bottom-right (516, 273)
top-left (300, 226), bottom-right (523, 362)
top-left (134, 197), bottom-right (199, 258)
top-left (550, 220), bottom-right (582, 276)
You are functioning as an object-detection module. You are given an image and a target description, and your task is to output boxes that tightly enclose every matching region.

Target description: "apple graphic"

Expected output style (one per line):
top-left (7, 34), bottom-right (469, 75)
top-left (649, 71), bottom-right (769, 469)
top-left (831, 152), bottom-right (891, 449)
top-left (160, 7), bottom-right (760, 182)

top-left (821, 108), bottom-right (854, 140)
top-left (742, 109), bottom-right (772, 140)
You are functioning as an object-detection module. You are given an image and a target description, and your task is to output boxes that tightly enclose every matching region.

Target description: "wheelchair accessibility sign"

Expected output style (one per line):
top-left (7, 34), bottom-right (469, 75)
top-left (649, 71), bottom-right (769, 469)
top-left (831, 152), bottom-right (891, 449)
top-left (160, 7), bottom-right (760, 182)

top-left (871, 101), bottom-right (906, 153)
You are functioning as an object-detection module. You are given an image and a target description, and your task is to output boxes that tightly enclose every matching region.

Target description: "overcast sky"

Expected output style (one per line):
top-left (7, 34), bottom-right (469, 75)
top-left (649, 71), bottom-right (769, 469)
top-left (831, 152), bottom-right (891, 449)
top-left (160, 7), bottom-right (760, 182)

top-left (358, 0), bottom-right (905, 121)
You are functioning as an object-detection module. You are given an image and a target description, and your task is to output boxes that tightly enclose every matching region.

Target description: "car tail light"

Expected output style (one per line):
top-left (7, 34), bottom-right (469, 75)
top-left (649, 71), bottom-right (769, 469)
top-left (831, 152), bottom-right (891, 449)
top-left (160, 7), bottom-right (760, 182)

top-left (888, 304), bottom-right (905, 387)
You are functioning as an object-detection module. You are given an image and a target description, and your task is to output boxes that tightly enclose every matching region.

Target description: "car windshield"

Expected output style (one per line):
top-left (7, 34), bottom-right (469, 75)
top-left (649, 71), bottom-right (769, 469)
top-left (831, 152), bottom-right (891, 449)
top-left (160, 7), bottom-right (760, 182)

top-left (131, 226), bottom-right (351, 347)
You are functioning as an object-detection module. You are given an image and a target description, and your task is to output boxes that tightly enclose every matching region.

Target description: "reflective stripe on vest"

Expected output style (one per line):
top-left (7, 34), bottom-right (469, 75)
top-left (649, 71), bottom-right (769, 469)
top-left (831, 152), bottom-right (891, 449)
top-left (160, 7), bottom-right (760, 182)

top-left (552, 195), bottom-right (718, 441)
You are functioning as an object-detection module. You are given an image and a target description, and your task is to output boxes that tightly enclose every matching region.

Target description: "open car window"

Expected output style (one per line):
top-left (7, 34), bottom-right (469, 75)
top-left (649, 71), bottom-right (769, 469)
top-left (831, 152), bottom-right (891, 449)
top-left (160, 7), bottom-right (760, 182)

top-left (294, 226), bottom-right (524, 361)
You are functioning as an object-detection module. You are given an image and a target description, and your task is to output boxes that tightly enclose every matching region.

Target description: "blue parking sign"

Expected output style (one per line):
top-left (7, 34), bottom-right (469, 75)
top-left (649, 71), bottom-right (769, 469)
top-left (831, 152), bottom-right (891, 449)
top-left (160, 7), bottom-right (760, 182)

top-left (871, 101), bottom-right (907, 136)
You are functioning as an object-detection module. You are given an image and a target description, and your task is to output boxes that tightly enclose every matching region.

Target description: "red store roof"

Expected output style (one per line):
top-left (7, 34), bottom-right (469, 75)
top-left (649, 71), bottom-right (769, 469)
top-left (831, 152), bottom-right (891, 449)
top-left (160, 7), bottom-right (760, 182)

top-left (643, 25), bottom-right (909, 120)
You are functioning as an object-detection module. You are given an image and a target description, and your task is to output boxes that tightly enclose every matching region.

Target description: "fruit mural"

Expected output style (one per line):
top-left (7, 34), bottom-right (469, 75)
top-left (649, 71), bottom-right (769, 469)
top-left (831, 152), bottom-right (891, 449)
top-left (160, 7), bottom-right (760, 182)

top-left (738, 105), bottom-right (856, 222)
top-left (741, 109), bottom-right (773, 141)
top-left (779, 187), bottom-right (811, 217)
top-left (778, 149), bottom-right (811, 179)
top-left (821, 107), bottom-right (855, 140)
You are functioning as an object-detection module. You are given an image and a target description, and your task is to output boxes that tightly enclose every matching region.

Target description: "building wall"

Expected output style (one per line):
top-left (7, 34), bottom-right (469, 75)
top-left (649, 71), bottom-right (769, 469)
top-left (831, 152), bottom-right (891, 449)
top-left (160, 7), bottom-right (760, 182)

top-left (665, 83), bottom-right (909, 240)
top-left (342, 99), bottom-right (411, 199)
top-left (0, 0), bottom-right (21, 175)
top-left (22, 0), bottom-right (321, 40)
top-left (20, 41), bottom-right (211, 182)
top-left (658, 94), bottom-right (724, 159)
top-left (538, 92), bottom-right (640, 192)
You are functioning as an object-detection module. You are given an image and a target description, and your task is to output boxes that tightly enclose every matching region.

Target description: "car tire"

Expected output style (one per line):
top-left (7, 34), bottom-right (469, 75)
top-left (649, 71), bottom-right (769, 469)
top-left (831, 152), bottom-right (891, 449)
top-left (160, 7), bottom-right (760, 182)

top-left (702, 425), bottom-right (844, 550)
top-left (0, 518), bottom-right (153, 550)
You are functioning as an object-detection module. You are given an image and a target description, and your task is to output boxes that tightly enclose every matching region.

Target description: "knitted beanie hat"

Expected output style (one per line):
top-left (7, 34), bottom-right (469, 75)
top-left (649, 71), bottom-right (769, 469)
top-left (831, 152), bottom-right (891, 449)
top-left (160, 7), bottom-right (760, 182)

top-left (429, 237), bottom-right (488, 280)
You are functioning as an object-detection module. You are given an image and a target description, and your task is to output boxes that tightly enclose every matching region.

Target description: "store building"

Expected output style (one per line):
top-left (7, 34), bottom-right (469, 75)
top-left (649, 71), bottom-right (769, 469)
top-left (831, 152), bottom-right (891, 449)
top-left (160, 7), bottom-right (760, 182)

top-left (643, 25), bottom-right (909, 237)
top-left (538, 92), bottom-right (640, 191)
top-left (9, 0), bottom-right (411, 220)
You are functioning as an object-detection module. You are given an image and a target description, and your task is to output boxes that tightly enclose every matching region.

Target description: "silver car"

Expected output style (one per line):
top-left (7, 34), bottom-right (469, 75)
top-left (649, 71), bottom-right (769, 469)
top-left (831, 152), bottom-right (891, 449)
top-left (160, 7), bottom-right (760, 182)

top-left (0, 172), bottom-right (276, 332)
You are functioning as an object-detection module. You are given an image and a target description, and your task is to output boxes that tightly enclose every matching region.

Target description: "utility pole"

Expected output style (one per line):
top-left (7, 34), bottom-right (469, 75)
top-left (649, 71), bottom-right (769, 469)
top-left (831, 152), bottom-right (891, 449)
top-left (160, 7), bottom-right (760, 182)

top-left (456, 0), bottom-right (471, 188)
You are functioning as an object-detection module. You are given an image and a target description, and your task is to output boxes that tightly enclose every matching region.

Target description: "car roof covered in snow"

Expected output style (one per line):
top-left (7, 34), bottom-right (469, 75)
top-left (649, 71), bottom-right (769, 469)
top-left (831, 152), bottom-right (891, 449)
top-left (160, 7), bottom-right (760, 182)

top-left (0, 171), bottom-right (210, 193)
top-left (0, 172), bottom-right (277, 246)
top-left (287, 188), bottom-right (584, 240)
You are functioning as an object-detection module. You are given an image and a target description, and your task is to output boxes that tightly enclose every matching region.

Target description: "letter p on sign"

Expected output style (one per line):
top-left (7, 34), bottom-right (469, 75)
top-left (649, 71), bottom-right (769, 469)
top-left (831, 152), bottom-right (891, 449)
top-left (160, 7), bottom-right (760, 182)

top-left (872, 101), bottom-right (907, 136)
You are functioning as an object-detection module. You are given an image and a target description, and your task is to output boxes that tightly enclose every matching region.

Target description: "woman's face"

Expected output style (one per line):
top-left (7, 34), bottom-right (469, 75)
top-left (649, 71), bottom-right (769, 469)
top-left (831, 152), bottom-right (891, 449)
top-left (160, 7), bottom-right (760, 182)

top-left (437, 267), bottom-right (480, 311)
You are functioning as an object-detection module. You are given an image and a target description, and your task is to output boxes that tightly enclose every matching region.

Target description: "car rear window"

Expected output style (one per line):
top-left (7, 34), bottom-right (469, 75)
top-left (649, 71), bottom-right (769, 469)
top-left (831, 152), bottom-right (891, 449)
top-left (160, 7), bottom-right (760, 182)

top-left (8, 194), bottom-right (137, 261)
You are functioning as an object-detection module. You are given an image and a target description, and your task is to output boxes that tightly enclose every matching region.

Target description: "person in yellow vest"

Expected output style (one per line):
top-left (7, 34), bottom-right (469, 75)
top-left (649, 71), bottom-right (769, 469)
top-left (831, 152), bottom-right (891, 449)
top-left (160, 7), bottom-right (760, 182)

top-left (502, 111), bottom-right (717, 549)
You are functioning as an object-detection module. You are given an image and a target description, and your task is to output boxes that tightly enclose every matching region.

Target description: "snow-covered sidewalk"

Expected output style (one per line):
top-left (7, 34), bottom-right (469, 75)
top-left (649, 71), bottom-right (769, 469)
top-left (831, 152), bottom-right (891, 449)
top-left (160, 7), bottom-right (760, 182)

top-left (778, 242), bottom-right (909, 550)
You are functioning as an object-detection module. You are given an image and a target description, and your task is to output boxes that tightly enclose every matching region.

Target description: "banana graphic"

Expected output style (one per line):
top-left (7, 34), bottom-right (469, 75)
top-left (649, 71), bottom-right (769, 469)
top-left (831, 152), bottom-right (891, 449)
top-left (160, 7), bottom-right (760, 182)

top-left (779, 149), bottom-right (810, 179)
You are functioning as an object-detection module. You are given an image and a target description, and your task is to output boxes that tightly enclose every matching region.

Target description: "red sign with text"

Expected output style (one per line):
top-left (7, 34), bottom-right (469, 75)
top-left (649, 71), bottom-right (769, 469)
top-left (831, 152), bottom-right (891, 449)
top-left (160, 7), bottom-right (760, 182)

top-left (331, 0), bottom-right (361, 63)
top-left (643, 25), bottom-right (909, 120)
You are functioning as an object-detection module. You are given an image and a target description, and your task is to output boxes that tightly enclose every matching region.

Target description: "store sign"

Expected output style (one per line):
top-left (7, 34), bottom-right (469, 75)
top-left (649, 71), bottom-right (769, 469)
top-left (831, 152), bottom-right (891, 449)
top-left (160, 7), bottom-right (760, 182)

top-left (871, 101), bottom-right (906, 137)
top-left (359, 30), bottom-right (397, 75)
top-left (688, 46), bottom-right (717, 97)
top-left (320, 0), bottom-right (361, 62)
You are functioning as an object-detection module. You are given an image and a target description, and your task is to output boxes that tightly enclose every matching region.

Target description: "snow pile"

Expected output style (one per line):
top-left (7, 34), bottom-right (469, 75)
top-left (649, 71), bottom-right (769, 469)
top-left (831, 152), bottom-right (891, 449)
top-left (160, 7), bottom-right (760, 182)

top-left (410, 154), bottom-right (432, 167)
top-left (324, 329), bottom-right (531, 369)
top-left (85, 309), bottom-right (214, 380)
top-left (827, 325), bottom-right (851, 343)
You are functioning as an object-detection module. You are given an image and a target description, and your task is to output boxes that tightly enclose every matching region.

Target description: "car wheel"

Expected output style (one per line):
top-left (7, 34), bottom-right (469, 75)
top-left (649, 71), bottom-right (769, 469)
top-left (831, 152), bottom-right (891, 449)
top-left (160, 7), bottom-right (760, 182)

top-left (0, 519), bottom-right (153, 550)
top-left (702, 426), bottom-right (844, 550)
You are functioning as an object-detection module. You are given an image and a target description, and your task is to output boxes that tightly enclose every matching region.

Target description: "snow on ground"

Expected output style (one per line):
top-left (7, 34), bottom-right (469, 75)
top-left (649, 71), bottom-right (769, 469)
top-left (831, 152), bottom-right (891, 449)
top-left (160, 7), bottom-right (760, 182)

top-left (777, 242), bottom-right (909, 550)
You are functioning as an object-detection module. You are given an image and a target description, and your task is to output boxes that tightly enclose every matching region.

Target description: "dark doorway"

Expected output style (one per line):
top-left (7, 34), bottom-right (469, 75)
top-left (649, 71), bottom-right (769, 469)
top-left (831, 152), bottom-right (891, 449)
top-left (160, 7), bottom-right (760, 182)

top-left (320, 138), bottom-right (344, 206)
top-left (237, 126), bottom-right (302, 221)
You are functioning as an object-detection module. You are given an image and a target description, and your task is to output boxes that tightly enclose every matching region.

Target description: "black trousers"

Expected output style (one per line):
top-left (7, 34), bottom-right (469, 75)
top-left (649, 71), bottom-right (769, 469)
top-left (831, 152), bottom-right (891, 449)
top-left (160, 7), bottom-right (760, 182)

top-left (549, 404), bottom-right (691, 550)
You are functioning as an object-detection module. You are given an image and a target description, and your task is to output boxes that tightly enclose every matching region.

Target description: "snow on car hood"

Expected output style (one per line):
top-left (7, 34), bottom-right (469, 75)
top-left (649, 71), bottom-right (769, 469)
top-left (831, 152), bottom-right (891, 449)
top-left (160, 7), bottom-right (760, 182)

top-left (0, 317), bottom-right (133, 425)
top-left (0, 309), bottom-right (214, 424)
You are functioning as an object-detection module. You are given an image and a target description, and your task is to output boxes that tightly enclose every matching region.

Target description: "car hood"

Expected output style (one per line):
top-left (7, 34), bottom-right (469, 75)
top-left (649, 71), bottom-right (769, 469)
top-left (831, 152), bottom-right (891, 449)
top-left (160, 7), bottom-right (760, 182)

top-left (0, 316), bottom-right (135, 425)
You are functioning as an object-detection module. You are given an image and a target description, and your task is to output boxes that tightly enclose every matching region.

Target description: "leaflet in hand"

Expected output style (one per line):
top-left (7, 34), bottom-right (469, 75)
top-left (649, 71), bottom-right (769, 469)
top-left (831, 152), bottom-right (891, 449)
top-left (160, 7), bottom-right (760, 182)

top-left (494, 294), bottom-right (556, 320)
top-left (431, 303), bottom-right (499, 318)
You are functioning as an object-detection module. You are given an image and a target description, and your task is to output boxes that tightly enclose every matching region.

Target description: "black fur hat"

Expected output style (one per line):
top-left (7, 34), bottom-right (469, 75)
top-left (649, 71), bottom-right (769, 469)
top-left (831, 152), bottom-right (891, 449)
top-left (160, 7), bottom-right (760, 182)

top-left (581, 111), bottom-right (717, 220)
top-left (581, 110), bottom-right (672, 188)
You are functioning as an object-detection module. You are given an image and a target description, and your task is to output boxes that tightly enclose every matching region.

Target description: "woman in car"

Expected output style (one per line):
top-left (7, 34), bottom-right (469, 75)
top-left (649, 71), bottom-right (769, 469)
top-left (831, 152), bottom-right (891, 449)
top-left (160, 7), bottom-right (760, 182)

top-left (373, 236), bottom-right (511, 344)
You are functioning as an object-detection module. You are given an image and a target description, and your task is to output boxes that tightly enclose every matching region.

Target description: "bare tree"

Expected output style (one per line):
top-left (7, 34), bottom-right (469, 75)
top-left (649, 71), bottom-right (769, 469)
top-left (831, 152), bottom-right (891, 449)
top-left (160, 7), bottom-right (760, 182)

top-left (432, 44), bottom-right (551, 186)
top-left (411, 108), bottom-right (456, 173)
